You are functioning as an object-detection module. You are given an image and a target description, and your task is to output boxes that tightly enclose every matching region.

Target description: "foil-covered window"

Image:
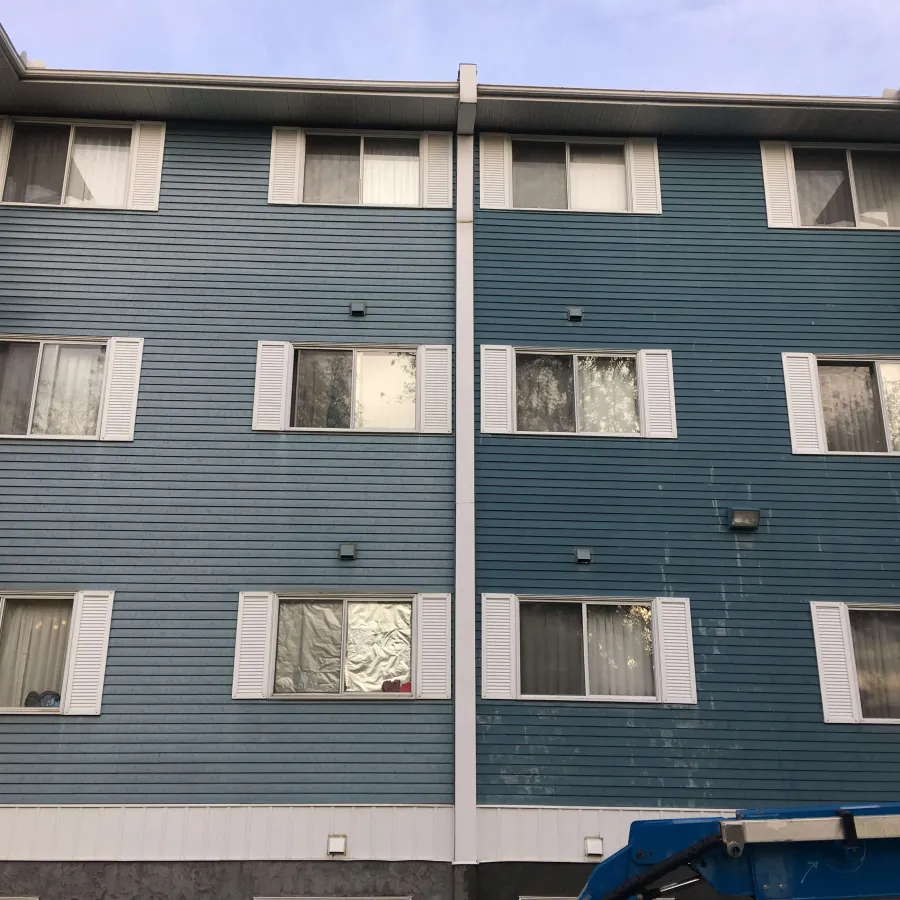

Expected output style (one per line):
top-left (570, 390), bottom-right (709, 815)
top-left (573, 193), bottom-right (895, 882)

top-left (274, 598), bottom-right (412, 695)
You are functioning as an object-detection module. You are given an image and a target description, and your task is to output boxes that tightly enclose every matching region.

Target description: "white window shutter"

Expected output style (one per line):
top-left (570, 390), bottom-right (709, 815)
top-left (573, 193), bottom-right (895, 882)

top-left (782, 352), bottom-right (826, 454)
top-left (62, 590), bottom-right (115, 716)
top-left (233, 592), bottom-right (276, 699)
top-left (655, 597), bottom-right (697, 705)
top-left (415, 593), bottom-right (452, 699)
top-left (423, 133), bottom-right (453, 208)
top-left (810, 602), bottom-right (860, 723)
top-left (627, 138), bottom-right (662, 214)
top-left (638, 349), bottom-right (677, 438)
top-left (760, 142), bottom-right (799, 227)
top-left (252, 341), bottom-right (293, 431)
top-left (481, 593), bottom-right (517, 699)
top-left (418, 344), bottom-right (452, 433)
top-left (268, 127), bottom-right (303, 204)
top-left (479, 134), bottom-right (510, 209)
top-left (480, 345), bottom-right (514, 434)
top-left (100, 337), bottom-right (144, 442)
top-left (0, 117), bottom-right (11, 187)
top-left (126, 122), bottom-right (166, 211)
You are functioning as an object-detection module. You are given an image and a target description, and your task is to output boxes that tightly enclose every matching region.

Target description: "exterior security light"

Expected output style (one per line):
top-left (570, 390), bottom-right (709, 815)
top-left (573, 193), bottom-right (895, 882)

top-left (584, 837), bottom-right (604, 858)
top-left (350, 300), bottom-right (367, 317)
top-left (338, 542), bottom-right (357, 560)
top-left (566, 306), bottom-right (584, 322)
top-left (729, 509), bottom-right (760, 530)
top-left (327, 834), bottom-right (347, 856)
top-left (574, 547), bottom-right (592, 564)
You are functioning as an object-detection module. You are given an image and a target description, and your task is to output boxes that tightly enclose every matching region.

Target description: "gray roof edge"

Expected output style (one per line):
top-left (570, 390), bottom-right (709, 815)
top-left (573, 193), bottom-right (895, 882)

top-left (0, 22), bottom-right (25, 77)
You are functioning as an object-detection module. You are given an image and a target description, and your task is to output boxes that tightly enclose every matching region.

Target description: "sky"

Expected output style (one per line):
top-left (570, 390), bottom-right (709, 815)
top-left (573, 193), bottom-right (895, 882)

top-left (0, 0), bottom-right (898, 98)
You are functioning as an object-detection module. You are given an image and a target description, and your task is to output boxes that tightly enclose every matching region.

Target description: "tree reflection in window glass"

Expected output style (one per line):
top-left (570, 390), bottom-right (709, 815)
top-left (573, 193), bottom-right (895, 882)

top-left (354, 350), bottom-right (416, 429)
top-left (577, 355), bottom-right (639, 433)
top-left (293, 349), bottom-right (352, 428)
top-left (515, 353), bottom-right (575, 432)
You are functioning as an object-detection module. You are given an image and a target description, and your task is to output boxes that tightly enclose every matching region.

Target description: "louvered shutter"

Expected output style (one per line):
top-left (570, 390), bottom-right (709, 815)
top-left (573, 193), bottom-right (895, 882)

top-left (655, 597), bottom-right (697, 704)
top-left (269, 127), bottom-right (303, 204)
top-left (415, 593), bottom-right (452, 699)
top-left (252, 341), bottom-right (292, 431)
top-left (100, 337), bottom-right (144, 442)
top-left (638, 349), bottom-right (677, 438)
top-left (760, 142), bottom-right (799, 227)
top-left (481, 593), bottom-right (517, 699)
top-left (479, 134), bottom-right (510, 209)
top-left (62, 590), bottom-right (115, 715)
top-left (782, 352), bottom-right (826, 454)
top-left (628, 138), bottom-right (662, 214)
top-left (810, 602), bottom-right (860, 723)
top-left (480, 345), bottom-right (514, 434)
top-left (0, 117), bottom-right (11, 188)
top-left (423, 133), bottom-right (453, 208)
top-left (418, 344), bottom-right (452, 433)
top-left (126, 122), bottom-right (166, 211)
top-left (232, 592), bottom-right (276, 699)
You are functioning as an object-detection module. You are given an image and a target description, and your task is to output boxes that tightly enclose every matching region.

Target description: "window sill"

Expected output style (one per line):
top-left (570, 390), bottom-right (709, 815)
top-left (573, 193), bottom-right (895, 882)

top-left (517, 694), bottom-right (660, 704)
top-left (512, 430), bottom-right (643, 438)
top-left (0, 707), bottom-right (61, 715)
top-left (285, 427), bottom-right (424, 435)
top-left (271, 201), bottom-right (430, 211)
top-left (268, 692), bottom-right (414, 700)
top-left (856, 717), bottom-right (900, 725)
top-left (818, 451), bottom-right (900, 457)
top-left (772, 224), bottom-right (900, 232)
top-left (485, 205), bottom-right (658, 216)
top-left (0, 433), bottom-right (99, 441)
top-left (0, 201), bottom-right (128, 212)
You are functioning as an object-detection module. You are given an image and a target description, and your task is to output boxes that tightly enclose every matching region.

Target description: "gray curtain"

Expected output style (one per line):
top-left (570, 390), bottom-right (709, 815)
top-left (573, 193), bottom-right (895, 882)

top-left (818, 362), bottom-right (887, 452)
top-left (586, 605), bottom-right (655, 697)
top-left (577, 356), bottom-right (639, 433)
top-left (516, 354), bottom-right (575, 432)
top-left (0, 599), bottom-right (72, 707)
top-left (344, 601), bottom-right (411, 693)
top-left (512, 141), bottom-right (567, 209)
top-left (274, 601), bottom-right (343, 694)
top-left (293, 348), bottom-right (352, 428)
top-left (519, 602), bottom-right (585, 696)
top-left (849, 609), bottom-right (900, 719)
top-left (852, 150), bottom-right (900, 228)
top-left (0, 341), bottom-right (39, 435)
top-left (303, 135), bottom-right (360, 204)
top-left (2, 123), bottom-right (70, 205)
top-left (793, 148), bottom-right (855, 227)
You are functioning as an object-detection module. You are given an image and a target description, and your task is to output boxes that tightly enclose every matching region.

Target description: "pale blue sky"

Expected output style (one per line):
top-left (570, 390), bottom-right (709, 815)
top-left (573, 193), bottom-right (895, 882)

top-left (1, 0), bottom-right (897, 97)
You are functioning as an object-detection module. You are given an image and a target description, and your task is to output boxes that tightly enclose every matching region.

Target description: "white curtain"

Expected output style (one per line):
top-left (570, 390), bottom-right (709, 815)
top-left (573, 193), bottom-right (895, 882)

top-left (30, 343), bottom-right (107, 437)
top-left (0, 341), bottom-right (39, 435)
top-left (880, 362), bottom-right (900, 450)
top-left (577, 356), bottom-right (639, 433)
top-left (849, 609), bottom-right (900, 719)
top-left (363, 138), bottom-right (420, 206)
top-left (0, 599), bottom-right (71, 707)
top-left (569, 144), bottom-right (627, 212)
top-left (303, 135), bottom-right (360, 204)
top-left (274, 601), bottom-right (343, 694)
top-left (586, 604), bottom-right (655, 697)
top-left (852, 150), bottom-right (900, 228)
top-left (354, 350), bottom-right (416, 429)
top-left (64, 127), bottom-right (132, 208)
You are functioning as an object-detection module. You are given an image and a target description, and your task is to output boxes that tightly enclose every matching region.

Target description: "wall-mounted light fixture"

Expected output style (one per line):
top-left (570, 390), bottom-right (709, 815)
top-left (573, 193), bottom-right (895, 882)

top-left (566, 306), bottom-right (584, 322)
top-left (350, 300), bottom-right (367, 317)
top-left (338, 542), bottom-right (357, 560)
top-left (728, 508), bottom-right (760, 530)
top-left (574, 547), bottom-right (593, 565)
top-left (327, 834), bottom-right (348, 856)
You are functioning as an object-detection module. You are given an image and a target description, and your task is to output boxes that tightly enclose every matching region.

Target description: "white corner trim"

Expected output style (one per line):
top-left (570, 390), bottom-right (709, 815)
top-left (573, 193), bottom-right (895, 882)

top-left (476, 805), bottom-right (734, 862)
top-left (0, 805), bottom-right (453, 862)
top-left (454, 132), bottom-right (477, 866)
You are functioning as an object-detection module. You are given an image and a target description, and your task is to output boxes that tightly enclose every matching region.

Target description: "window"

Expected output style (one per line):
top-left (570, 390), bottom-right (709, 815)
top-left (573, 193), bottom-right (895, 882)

top-left (0, 339), bottom-right (107, 437)
top-left (782, 353), bottom-right (900, 455)
top-left (252, 342), bottom-right (452, 434)
top-left (480, 134), bottom-right (661, 214)
top-left (2, 122), bottom-right (132, 208)
top-left (519, 599), bottom-right (655, 700)
top-left (762, 142), bottom-right (900, 229)
top-left (515, 352), bottom-right (640, 434)
top-left (0, 596), bottom-right (73, 709)
top-left (274, 597), bottom-right (413, 696)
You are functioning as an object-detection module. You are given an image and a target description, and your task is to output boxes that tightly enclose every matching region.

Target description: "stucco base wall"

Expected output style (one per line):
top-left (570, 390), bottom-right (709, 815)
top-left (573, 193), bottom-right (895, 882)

top-left (0, 861), bottom-right (455, 900)
top-left (475, 862), bottom-right (596, 900)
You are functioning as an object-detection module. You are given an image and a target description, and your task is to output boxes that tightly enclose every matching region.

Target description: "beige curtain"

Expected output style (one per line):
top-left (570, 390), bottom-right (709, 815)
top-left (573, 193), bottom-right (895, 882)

top-left (64, 127), bottom-right (132, 208)
top-left (0, 599), bottom-right (72, 707)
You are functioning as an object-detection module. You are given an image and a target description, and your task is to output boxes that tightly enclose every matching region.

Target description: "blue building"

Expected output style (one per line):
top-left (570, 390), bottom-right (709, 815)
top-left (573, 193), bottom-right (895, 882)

top-left (1, 20), bottom-right (900, 900)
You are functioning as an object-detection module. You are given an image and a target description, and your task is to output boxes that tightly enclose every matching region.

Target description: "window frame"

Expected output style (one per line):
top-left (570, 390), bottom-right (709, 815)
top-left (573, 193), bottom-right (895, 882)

top-left (0, 591), bottom-right (75, 715)
top-left (815, 354), bottom-right (900, 455)
top-left (0, 117), bottom-right (137, 210)
top-left (843, 602), bottom-right (900, 725)
top-left (268, 592), bottom-right (417, 700)
top-left (512, 348), bottom-right (643, 437)
top-left (0, 335), bottom-right (110, 440)
top-left (516, 595), bottom-right (660, 703)
top-left (786, 142), bottom-right (900, 231)
top-left (289, 342), bottom-right (422, 434)
top-left (300, 129), bottom-right (427, 209)
top-left (508, 135), bottom-right (631, 213)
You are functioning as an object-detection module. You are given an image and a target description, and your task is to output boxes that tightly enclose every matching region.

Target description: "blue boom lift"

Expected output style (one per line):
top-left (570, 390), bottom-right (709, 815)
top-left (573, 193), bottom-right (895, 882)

top-left (580, 803), bottom-right (900, 900)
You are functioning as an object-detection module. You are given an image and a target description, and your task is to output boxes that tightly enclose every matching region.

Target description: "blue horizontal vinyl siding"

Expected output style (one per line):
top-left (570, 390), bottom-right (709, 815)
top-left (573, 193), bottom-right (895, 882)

top-left (0, 122), bottom-right (455, 804)
top-left (474, 137), bottom-right (900, 808)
